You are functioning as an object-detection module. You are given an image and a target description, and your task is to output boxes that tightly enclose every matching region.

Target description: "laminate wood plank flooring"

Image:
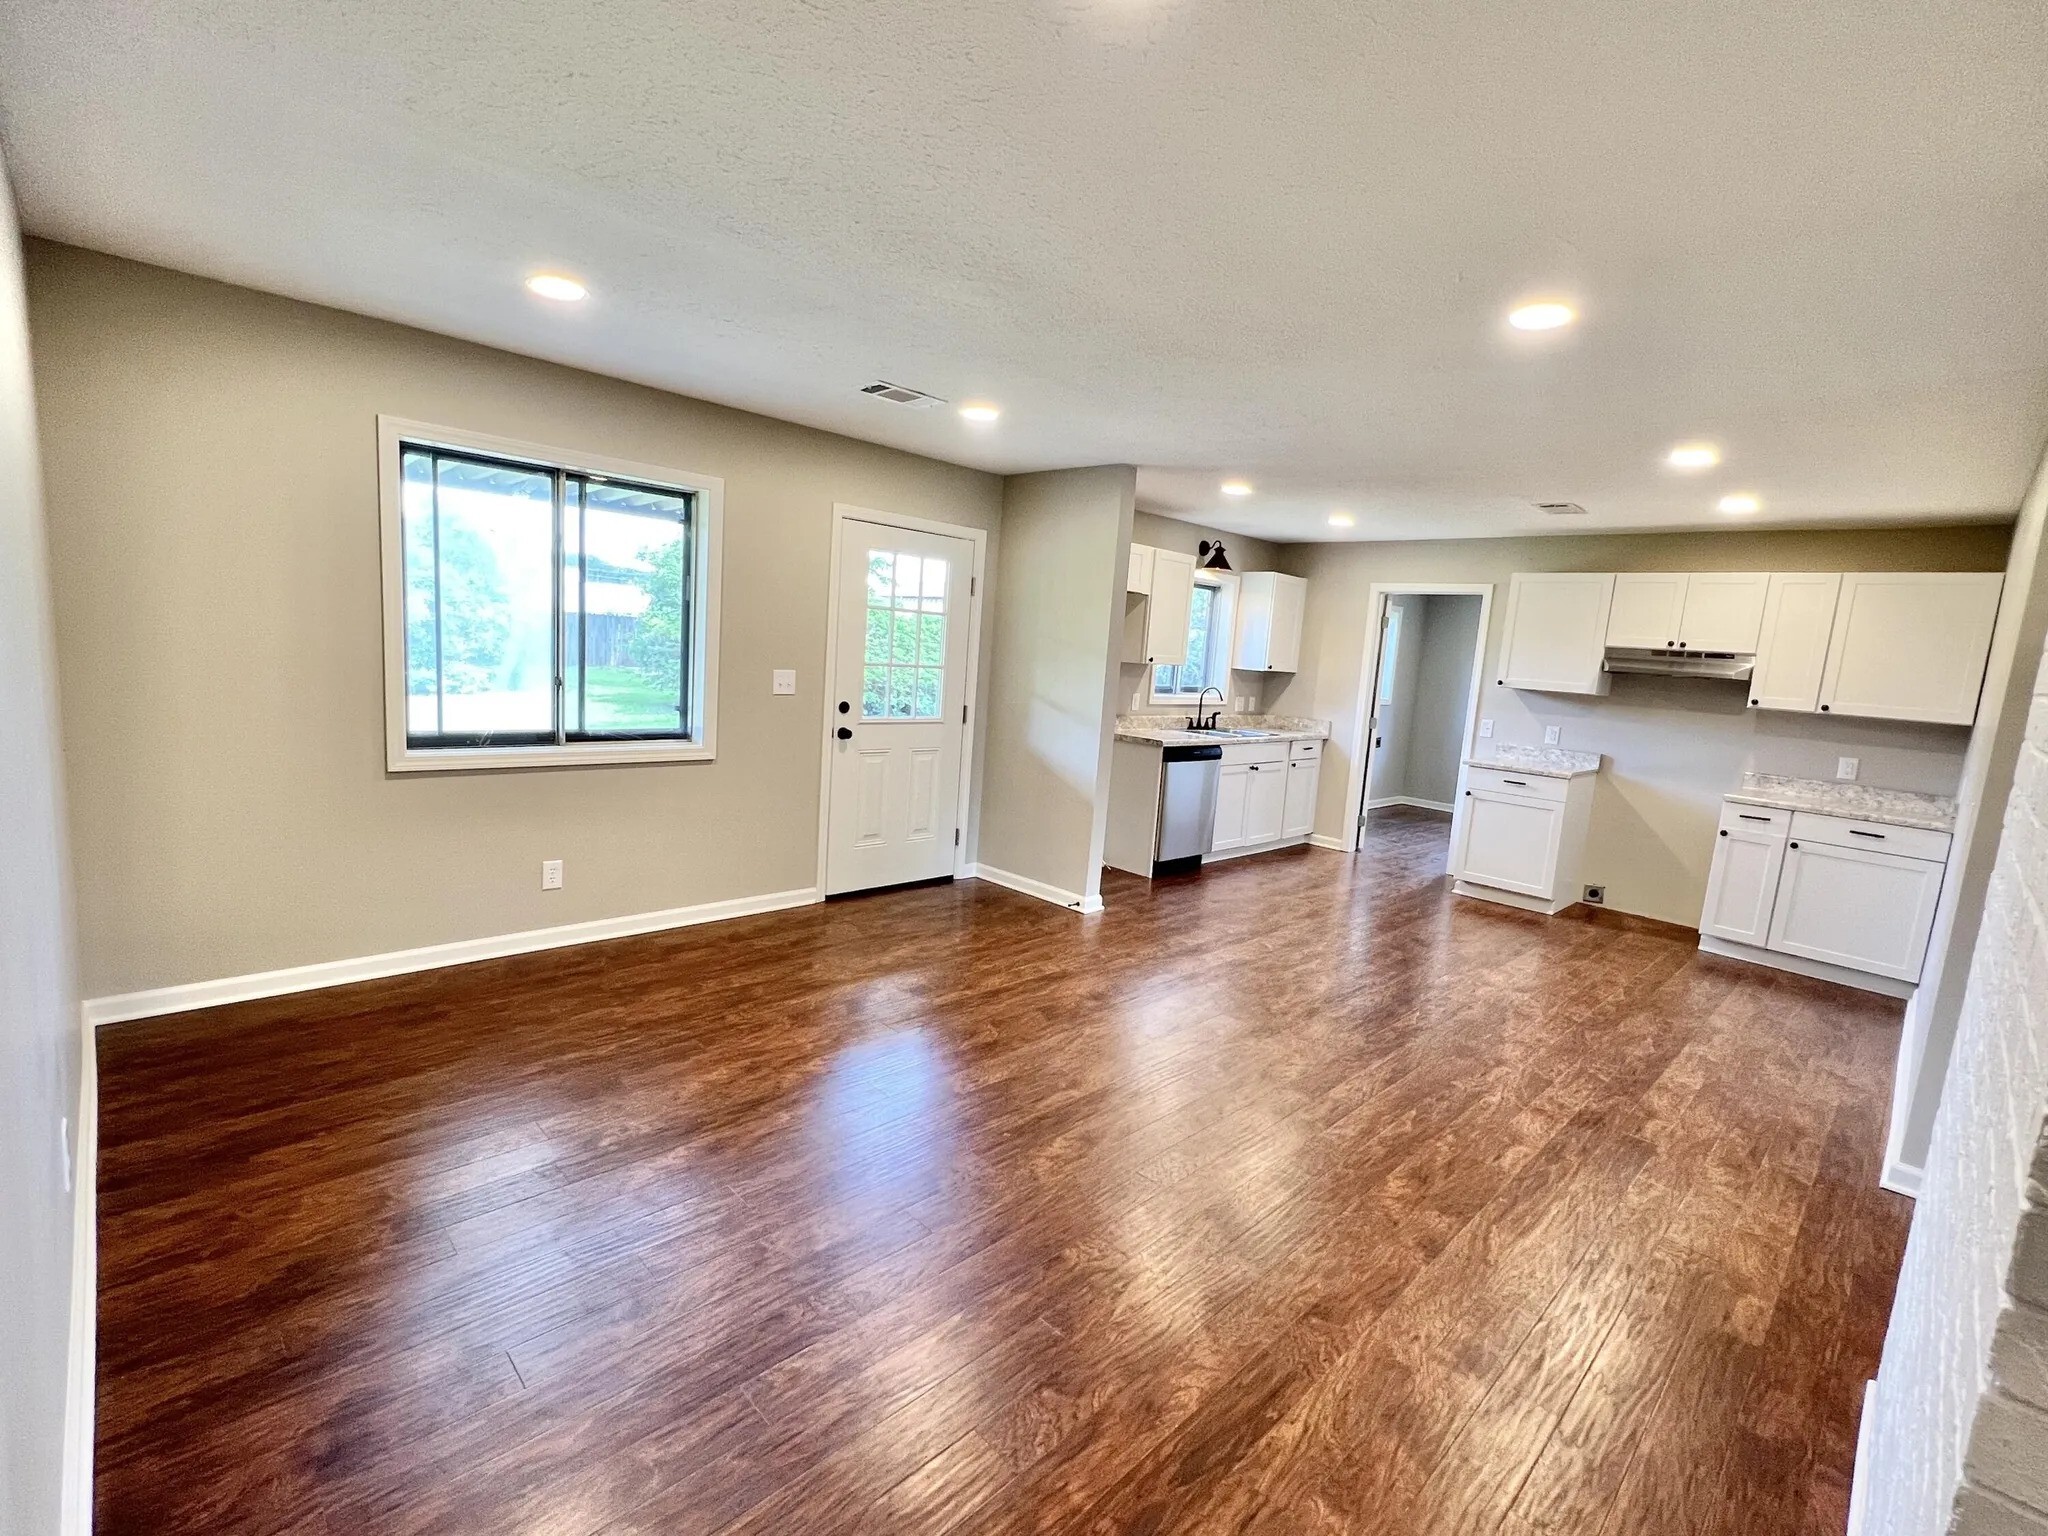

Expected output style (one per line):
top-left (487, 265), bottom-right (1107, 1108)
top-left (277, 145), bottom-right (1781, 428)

top-left (94, 806), bottom-right (1912, 1534)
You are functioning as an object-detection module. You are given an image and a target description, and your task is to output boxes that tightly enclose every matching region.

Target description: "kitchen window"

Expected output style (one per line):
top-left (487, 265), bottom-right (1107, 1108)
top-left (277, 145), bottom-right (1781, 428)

top-left (378, 418), bottom-right (722, 771)
top-left (1152, 577), bottom-right (1227, 703)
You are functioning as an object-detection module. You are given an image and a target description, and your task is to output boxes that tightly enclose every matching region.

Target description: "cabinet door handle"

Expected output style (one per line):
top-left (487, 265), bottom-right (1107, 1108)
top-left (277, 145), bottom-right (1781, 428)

top-left (1789, 841), bottom-right (1799, 849)
top-left (1502, 778), bottom-right (1528, 787)
top-left (1719, 829), bottom-right (1728, 837)
top-left (1849, 829), bottom-right (1886, 839)
top-left (1738, 813), bottom-right (1771, 822)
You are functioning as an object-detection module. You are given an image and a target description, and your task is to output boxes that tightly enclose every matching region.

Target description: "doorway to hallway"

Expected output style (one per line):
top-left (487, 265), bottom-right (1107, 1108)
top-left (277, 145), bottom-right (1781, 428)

top-left (1355, 590), bottom-right (1487, 850)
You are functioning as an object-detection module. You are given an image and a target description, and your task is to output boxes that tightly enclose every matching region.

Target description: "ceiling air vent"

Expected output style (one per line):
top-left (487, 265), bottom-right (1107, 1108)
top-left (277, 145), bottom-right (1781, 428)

top-left (860, 380), bottom-right (945, 409)
top-left (1535, 502), bottom-right (1590, 516)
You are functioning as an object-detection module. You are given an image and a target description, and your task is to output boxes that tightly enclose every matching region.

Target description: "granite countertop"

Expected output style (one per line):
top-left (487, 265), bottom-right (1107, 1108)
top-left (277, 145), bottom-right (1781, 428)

top-left (1724, 772), bottom-right (1957, 833)
top-left (1463, 745), bottom-right (1604, 780)
top-left (1114, 713), bottom-right (1331, 747)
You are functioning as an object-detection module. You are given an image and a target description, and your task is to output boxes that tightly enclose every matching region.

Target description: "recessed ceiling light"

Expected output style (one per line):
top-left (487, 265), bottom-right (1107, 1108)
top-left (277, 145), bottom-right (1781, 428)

top-left (1508, 301), bottom-right (1576, 331)
top-left (957, 402), bottom-right (1001, 423)
top-left (1718, 493), bottom-right (1761, 514)
top-left (525, 272), bottom-right (588, 303)
top-left (1667, 442), bottom-right (1721, 470)
top-left (1327, 511), bottom-right (1356, 528)
top-left (1220, 480), bottom-right (1253, 497)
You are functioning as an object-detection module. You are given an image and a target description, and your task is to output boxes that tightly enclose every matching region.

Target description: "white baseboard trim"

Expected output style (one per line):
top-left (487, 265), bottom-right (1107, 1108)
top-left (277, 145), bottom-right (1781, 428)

top-left (62, 1014), bottom-right (97, 1535)
top-left (1696, 934), bottom-right (1915, 1000)
top-left (1307, 833), bottom-right (1352, 852)
top-left (1365, 795), bottom-right (1455, 813)
top-left (1846, 1379), bottom-right (1877, 1536)
top-left (82, 886), bottom-right (823, 1027)
top-left (969, 864), bottom-right (1101, 913)
top-left (1880, 1158), bottom-right (1924, 1199)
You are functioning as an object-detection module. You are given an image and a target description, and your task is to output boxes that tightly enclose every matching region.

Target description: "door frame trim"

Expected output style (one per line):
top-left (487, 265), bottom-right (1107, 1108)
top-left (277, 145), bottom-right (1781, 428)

top-left (1343, 583), bottom-right (1494, 860)
top-left (815, 504), bottom-right (989, 896)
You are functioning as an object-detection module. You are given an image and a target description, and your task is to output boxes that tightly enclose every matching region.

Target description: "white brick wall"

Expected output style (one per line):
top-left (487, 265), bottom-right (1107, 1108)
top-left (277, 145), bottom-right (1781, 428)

top-left (1863, 635), bottom-right (2048, 1536)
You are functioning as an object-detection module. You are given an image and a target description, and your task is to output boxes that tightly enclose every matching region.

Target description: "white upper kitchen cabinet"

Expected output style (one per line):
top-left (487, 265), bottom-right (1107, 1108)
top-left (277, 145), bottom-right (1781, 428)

top-left (1126, 543), bottom-right (1155, 596)
top-left (1234, 572), bottom-right (1307, 672)
top-left (1817, 572), bottom-right (2004, 725)
top-left (1749, 573), bottom-right (1841, 713)
top-left (1605, 574), bottom-right (1687, 650)
top-left (1141, 547), bottom-right (1197, 667)
top-left (1677, 572), bottom-right (1768, 652)
top-left (1607, 573), bottom-right (1767, 652)
top-left (1498, 573), bottom-right (1615, 695)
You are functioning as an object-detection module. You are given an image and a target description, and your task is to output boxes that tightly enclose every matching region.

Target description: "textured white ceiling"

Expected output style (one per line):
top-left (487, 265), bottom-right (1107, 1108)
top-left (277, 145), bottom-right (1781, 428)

top-left (3, 0), bottom-right (2045, 542)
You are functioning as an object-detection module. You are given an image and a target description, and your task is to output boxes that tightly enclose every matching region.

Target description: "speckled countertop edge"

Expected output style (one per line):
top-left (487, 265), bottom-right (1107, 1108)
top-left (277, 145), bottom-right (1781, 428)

top-left (1462, 745), bottom-right (1604, 780)
top-left (1724, 772), bottom-right (1957, 833)
top-left (1115, 713), bottom-right (1331, 747)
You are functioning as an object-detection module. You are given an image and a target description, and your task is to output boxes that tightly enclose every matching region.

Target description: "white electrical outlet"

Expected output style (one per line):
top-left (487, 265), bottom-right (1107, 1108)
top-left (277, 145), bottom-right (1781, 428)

top-left (772, 669), bottom-right (796, 696)
top-left (1478, 718), bottom-right (1494, 739)
top-left (1543, 725), bottom-right (1562, 746)
top-left (541, 859), bottom-right (564, 891)
top-left (1837, 756), bottom-right (1860, 781)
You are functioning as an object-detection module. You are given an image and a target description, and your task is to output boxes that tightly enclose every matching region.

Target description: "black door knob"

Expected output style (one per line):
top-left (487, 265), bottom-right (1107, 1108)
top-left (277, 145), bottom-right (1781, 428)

top-left (835, 727), bottom-right (852, 741)
top-left (837, 700), bottom-right (851, 714)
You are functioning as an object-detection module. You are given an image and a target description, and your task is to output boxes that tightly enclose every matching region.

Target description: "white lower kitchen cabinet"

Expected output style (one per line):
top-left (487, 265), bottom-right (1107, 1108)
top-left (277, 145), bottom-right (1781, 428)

top-left (1450, 761), bottom-right (1598, 916)
top-left (1697, 800), bottom-right (1951, 995)
top-left (1698, 804), bottom-right (1789, 946)
top-left (1211, 763), bottom-right (1252, 852)
top-left (1766, 835), bottom-right (1945, 982)
top-left (1282, 754), bottom-right (1320, 837)
top-left (1244, 759), bottom-right (1287, 844)
top-left (1209, 739), bottom-right (1318, 859)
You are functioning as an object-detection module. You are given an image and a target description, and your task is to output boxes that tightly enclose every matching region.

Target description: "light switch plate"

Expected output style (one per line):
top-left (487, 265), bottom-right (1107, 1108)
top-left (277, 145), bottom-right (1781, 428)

top-left (1837, 756), bottom-right (1859, 781)
top-left (1543, 725), bottom-right (1562, 746)
top-left (1478, 718), bottom-right (1494, 739)
top-left (772, 669), bottom-right (796, 695)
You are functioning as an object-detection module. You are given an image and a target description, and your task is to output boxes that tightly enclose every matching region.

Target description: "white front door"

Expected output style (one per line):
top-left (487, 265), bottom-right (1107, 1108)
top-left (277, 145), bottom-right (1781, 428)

top-left (825, 520), bottom-right (974, 895)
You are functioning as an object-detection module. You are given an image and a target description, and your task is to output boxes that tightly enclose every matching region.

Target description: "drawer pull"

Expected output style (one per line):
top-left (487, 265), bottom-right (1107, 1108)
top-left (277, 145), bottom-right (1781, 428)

top-left (1502, 778), bottom-right (1528, 787)
top-left (1738, 813), bottom-right (1772, 822)
top-left (1849, 829), bottom-right (1886, 839)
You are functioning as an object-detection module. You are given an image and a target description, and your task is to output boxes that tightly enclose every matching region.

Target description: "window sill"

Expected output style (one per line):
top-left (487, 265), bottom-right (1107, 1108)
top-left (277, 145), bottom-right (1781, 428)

top-left (387, 739), bottom-right (714, 773)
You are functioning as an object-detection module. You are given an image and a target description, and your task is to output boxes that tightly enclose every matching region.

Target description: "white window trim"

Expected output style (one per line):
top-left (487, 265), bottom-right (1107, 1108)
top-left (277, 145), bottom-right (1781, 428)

top-left (1149, 572), bottom-right (1237, 705)
top-left (377, 415), bottom-right (723, 773)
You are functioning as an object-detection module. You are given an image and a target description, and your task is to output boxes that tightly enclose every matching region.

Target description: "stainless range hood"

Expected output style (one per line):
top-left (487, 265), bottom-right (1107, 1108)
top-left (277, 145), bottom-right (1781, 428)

top-left (1602, 646), bottom-right (1755, 681)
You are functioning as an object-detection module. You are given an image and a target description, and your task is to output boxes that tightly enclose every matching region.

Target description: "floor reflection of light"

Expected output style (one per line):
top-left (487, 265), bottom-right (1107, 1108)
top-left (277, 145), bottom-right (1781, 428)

top-left (812, 1018), bottom-right (959, 1215)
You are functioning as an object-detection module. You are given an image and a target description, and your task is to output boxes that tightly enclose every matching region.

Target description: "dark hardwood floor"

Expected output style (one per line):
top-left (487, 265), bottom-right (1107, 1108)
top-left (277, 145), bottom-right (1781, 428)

top-left (95, 806), bottom-right (1911, 1534)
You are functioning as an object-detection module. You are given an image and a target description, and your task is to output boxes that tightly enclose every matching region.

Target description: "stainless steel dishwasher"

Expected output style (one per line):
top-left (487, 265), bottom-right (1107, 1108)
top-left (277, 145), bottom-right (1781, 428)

top-left (1154, 743), bottom-right (1222, 876)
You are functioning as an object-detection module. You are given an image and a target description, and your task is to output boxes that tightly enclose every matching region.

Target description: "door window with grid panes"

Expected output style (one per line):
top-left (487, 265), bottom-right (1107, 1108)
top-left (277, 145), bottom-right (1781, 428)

top-left (862, 550), bottom-right (948, 719)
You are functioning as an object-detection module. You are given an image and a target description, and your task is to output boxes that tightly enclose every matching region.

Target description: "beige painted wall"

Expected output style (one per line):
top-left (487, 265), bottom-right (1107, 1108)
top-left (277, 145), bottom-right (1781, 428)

top-left (1, 177), bottom-right (84, 1536)
top-left (28, 242), bottom-right (1005, 997)
top-left (1273, 525), bottom-right (2013, 926)
top-left (978, 466), bottom-right (1135, 904)
top-left (1118, 510), bottom-right (1288, 717)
